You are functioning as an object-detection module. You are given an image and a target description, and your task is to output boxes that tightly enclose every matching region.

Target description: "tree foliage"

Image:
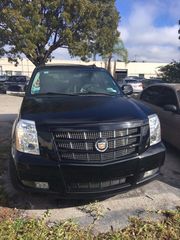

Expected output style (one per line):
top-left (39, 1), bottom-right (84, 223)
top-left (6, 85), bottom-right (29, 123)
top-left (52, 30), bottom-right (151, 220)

top-left (159, 61), bottom-right (180, 83)
top-left (0, 0), bottom-right (119, 66)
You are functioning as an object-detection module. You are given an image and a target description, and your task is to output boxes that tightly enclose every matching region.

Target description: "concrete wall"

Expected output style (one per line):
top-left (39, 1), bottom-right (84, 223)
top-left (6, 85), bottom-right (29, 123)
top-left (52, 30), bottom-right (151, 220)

top-left (0, 57), bottom-right (168, 78)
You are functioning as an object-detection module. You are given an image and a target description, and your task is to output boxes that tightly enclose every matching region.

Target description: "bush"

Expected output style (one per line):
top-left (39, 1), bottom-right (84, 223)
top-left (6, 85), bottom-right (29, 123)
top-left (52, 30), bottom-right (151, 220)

top-left (159, 61), bottom-right (180, 83)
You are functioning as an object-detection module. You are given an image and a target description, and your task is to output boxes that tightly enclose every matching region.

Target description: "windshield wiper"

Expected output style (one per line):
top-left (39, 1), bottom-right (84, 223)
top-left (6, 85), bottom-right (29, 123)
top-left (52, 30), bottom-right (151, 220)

top-left (33, 92), bottom-right (77, 96)
top-left (33, 91), bottom-right (119, 96)
top-left (76, 91), bottom-right (117, 96)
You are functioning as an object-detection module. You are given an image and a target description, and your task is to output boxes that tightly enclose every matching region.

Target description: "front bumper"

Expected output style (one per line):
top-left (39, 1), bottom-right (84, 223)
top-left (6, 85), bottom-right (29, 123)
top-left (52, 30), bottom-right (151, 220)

top-left (12, 142), bottom-right (165, 199)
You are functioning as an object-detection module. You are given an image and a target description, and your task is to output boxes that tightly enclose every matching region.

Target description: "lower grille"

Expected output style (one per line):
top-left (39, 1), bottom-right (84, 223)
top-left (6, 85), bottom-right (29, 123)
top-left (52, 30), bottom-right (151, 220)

top-left (61, 147), bottom-right (136, 162)
top-left (53, 125), bottom-right (149, 163)
top-left (66, 176), bottom-right (131, 193)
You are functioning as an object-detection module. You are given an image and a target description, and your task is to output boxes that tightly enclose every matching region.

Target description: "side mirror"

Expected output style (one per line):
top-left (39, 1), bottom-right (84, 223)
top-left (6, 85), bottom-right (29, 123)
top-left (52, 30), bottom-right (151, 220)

top-left (122, 84), bottom-right (133, 95)
top-left (163, 104), bottom-right (177, 113)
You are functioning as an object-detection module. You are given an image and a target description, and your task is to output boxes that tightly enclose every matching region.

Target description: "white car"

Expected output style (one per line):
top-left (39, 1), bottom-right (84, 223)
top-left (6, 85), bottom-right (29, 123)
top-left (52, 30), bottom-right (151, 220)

top-left (123, 78), bottom-right (143, 93)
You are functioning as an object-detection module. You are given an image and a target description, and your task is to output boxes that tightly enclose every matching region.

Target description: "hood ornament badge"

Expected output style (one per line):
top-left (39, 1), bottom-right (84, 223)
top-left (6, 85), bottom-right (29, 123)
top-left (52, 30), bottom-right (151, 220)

top-left (95, 139), bottom-right (108, 152)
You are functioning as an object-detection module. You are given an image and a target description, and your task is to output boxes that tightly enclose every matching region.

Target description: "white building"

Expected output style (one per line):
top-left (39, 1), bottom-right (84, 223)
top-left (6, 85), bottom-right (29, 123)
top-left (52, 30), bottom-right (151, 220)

top-left (0, 57), bottom-right (168, 79)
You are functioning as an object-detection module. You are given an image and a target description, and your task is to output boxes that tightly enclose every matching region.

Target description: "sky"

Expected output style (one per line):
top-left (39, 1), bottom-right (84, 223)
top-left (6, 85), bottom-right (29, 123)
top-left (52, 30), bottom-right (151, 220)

top-left (54, 0), bottom-right (180, 63)
top-left (116, 0), bottom-right (180, 63)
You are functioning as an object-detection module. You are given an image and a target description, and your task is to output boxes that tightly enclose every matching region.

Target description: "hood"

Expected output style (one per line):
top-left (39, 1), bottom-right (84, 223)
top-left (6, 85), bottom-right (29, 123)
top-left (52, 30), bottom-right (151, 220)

top-left (20, 95), bottom-right (153, 125)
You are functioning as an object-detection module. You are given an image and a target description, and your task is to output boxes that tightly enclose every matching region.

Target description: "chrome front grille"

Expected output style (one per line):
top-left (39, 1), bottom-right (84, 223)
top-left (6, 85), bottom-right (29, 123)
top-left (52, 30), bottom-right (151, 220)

top-left (53, 126), bottom-right (148, 162)
top-left (54, 128), bottom-right (138, 140)
top-left (56, 136), bottom-right (138, 151)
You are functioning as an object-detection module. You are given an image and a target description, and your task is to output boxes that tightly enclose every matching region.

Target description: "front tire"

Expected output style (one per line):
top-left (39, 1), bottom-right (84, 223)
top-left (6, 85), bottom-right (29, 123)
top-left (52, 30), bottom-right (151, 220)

top-left (9, 156), bottom-right (21, 191)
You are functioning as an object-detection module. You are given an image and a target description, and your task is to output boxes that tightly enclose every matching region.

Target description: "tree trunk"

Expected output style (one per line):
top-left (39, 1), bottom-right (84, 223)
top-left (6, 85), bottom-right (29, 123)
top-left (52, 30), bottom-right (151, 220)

top-left (107, 54), bottom-right (112, 74)
top-left (113, 60), bottom-right (117, 78)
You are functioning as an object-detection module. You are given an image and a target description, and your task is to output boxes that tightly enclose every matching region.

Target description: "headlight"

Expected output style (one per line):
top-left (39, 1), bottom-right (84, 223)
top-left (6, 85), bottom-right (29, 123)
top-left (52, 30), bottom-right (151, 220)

top-left (148, 114), bottom-right (161, 146)
top-left (15, 119), bottom-right (40, 155)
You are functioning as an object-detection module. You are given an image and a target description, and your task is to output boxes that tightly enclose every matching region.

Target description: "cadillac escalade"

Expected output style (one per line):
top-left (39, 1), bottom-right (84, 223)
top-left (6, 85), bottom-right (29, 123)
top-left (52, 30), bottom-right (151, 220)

top-left (10, 64), bottom-right (165, 199)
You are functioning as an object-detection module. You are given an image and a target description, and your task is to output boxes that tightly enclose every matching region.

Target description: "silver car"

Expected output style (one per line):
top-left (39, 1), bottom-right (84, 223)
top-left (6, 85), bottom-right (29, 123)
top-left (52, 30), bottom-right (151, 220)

top-left (123, 78), bottom-right (143, 93)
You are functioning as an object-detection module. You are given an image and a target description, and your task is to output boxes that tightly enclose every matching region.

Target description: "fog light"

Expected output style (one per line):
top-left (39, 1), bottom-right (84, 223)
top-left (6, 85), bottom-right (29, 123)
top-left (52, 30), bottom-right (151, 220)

top-left (22, 180), bottom-right (36, 188)
top-left (21, 180), bottom-right (49, 189)
top-left (119, 178), bottom-right (126, 184)
top-left (143, 168), bottom-right (159, 178)
top-left (35, 182), bottom-right (49, 189)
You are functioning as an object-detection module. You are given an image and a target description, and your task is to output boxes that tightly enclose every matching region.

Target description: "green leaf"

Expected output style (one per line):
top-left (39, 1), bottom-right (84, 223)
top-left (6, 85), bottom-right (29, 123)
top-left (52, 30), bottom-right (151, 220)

top-left (0, 0), bottom-right (120, 66)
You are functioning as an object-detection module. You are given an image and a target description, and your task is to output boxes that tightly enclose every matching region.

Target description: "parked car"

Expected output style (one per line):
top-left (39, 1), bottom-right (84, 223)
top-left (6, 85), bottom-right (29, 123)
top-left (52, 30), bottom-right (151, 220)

top-left (0, 75), bottom-right (9, 93)
top-left (124, 76), bottom-right (144, 80)
top-left (3, 75), bottom-right (29, 93)
top-left (142, 78), bottom-right (166, 89)
top-left (123, 78), bottom-right (143, 93)
top-left (140, 84), bottom-right (180, 150)
top-left (10, 64), bottom-right (165, 199)
top-left (0, 75), bottom-right (8, 82)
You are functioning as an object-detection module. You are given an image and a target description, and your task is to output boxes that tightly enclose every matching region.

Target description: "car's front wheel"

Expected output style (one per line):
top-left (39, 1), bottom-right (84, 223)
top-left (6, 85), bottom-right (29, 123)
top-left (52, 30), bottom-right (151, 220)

top-left (9, 156), bottom-right (21, 191)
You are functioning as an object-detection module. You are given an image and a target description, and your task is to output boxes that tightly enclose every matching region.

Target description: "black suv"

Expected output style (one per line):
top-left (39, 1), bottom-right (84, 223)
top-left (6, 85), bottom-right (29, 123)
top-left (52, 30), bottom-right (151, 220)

top-left (10, 65), bottom-right (165, 199)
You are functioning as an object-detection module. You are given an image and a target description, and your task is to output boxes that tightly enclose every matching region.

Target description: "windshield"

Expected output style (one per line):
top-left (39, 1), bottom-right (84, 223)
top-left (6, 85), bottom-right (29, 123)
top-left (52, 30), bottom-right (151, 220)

top-left (125, 80), bottom-right (139, 84)
top-left (30, 68), bottom-right (122, 96)
top-left (8, 76), bottom-right (26, 82)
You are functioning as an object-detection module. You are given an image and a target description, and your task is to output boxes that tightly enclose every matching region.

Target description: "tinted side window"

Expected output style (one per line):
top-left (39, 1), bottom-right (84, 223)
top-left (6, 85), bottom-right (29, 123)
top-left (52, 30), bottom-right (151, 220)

top-left (8, 76), bottom-right (26, 82)
top-left (141, 86), bottom-right (163, 106)
top-left (141, 86), bottom-right (177, 108)
top-left (16, 77), bottom-right (26, 82)
top-left (160, 87), bottom-right (177, 107)
top-left (125, 80), bottom-right (138, 83)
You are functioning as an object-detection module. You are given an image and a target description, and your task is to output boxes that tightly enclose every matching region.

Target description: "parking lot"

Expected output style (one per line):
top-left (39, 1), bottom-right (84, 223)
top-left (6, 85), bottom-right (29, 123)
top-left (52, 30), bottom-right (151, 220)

top-left (0, 94), bottom-right (180, 231)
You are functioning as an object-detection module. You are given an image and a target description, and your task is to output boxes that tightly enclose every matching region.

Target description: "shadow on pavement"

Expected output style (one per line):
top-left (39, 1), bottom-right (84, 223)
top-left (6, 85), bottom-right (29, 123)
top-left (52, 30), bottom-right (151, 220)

top-left (159, 142), bottom-right (180, 189)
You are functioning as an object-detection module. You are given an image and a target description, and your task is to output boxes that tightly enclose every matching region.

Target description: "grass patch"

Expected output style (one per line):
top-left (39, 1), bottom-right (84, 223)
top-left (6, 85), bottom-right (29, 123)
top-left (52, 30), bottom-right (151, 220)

top-left (0, 208), bottom-right (179, 239)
